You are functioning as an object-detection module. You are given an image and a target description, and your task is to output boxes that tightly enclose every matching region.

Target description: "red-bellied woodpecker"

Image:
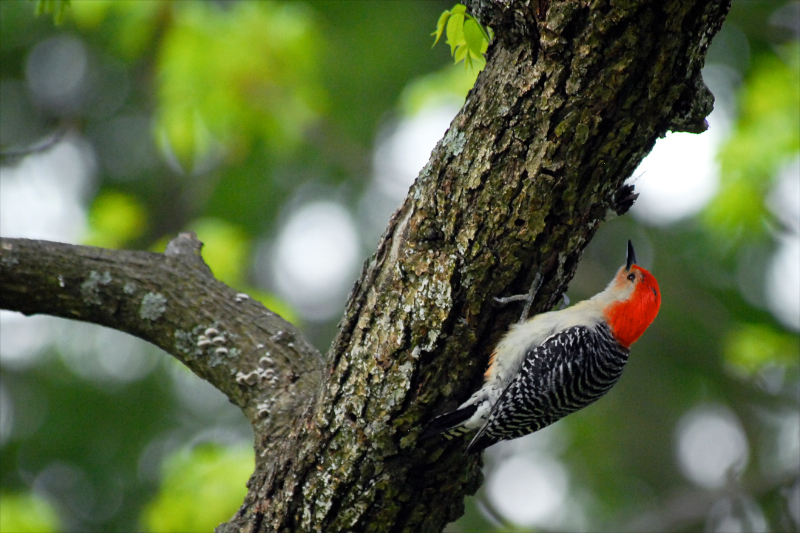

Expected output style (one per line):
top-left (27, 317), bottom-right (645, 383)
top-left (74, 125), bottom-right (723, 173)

top-left (420, 240), bottom-right (661, 453)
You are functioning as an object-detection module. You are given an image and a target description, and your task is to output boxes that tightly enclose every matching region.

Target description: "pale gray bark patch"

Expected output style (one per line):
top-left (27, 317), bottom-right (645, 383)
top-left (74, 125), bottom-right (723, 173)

top-left (81, 270), bottom-right (112, 305)
top-left (139, 292), bottom-right (167, 320)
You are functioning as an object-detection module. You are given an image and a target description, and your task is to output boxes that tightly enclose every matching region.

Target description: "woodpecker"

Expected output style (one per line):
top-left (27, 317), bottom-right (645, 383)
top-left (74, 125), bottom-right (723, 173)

top-left (420, 240), bottom-right (661, 453)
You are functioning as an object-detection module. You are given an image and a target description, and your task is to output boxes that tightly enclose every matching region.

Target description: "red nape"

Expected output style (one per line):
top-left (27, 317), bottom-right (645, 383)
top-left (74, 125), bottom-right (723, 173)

top-left (605, 266), bottom-right (661, 348)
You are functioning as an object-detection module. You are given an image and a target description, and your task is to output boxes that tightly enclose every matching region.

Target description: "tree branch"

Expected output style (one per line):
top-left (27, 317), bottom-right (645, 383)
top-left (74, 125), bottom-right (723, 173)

top-left (0, 234), bottom-right (324, 437)
top-left (0, 127), bottom-right (68, 162)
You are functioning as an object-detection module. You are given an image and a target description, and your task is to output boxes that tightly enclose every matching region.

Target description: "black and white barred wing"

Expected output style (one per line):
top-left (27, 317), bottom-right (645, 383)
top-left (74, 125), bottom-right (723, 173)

top-left (466, 324), bottom-right (628, 453)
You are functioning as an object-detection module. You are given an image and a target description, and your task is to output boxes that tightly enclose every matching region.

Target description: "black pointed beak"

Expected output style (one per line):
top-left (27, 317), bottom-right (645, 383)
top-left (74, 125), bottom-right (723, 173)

top-left (626, 240), bottom-right (637, 271)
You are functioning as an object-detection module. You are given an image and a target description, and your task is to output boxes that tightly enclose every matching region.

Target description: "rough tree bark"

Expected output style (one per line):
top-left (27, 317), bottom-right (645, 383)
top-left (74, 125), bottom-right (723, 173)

top-left (0, 0), bottom-right (730, 531)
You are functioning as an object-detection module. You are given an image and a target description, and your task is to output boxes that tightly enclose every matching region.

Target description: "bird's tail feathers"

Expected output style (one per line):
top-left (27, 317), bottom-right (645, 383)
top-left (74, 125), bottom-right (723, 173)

top-left (464, 425), bottom-right (491, 454)
top-left (419, 404), bottom-right (478, 442)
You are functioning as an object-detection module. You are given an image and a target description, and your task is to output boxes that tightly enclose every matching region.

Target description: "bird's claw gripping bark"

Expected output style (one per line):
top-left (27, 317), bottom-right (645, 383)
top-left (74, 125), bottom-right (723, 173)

top-left (494, 272), bottom-right (543, 323)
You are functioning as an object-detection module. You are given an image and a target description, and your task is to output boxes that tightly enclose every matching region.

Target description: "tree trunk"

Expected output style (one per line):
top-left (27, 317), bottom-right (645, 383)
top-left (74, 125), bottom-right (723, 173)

top-left (0, 0), bottom-right (729, 531)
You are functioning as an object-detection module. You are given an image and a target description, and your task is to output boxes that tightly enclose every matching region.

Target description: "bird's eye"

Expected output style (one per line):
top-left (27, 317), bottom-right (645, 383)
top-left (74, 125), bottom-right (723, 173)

top-left (627, 273), bottom-right (636, 282)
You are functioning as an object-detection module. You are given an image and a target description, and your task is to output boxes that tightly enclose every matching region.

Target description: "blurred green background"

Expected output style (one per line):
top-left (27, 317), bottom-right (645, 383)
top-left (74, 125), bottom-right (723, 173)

top-left (0, 1), bottom-right (797, 532)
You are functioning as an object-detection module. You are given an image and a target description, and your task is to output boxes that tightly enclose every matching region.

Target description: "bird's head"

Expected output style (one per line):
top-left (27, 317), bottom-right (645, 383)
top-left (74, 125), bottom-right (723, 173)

top-left (603, 240), bottom-right (661, 348)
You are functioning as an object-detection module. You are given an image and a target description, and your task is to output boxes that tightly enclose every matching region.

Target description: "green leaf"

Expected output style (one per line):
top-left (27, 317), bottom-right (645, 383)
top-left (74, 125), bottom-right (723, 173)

top-left (468, 47), bottom-right (483, 60)
top-left (470, 14), bottom-right (492, 43)
top-left (463, 18), bottom-right (485, 58)
top-left (454, 43), bottom-right (468, 63)
top-left (450, 3), bottom-right (467, 15)
top-left (446, 12), bottom-right (465, 56)
top-left (464, 52), bottom-right (473, 72)
top-left (431, 10), bottom-right (450, 47)
top-left (481, 26), bottom-right (491, 53)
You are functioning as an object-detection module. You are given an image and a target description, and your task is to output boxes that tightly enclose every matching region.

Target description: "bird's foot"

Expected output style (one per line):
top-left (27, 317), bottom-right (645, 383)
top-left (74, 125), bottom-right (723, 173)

top-left (494, 272), bottom-right (542, 323)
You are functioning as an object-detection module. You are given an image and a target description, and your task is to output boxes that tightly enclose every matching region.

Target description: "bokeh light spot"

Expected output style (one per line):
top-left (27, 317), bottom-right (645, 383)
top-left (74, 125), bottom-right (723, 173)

top-left (272, 201), bottom-right (360, 322)
top-left (486, 454), bottom-right (568, 527)
top-left (26, 35), bottom-right (88, 113)
top-left (676, 404), bottom-right (749, 489)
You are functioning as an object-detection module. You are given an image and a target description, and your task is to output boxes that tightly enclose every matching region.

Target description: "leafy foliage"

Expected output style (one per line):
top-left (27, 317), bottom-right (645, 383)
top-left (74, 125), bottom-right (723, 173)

top-left (725, 323), bottom-right (800, 375)
top-left (85, 191), bottom-right (147, 249)
top-left (705, 47), bottom-right (800, 242)
top-left (33, 0), bottom-right (70, 25)
top-left (153, 2), bottom-right (325, 173)
top-left (432, 4), bottom-right (493, 71)
top-left (0, 491), bottom-right (60, 532)
top-left (140, 444), bottom-right (252, 532)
